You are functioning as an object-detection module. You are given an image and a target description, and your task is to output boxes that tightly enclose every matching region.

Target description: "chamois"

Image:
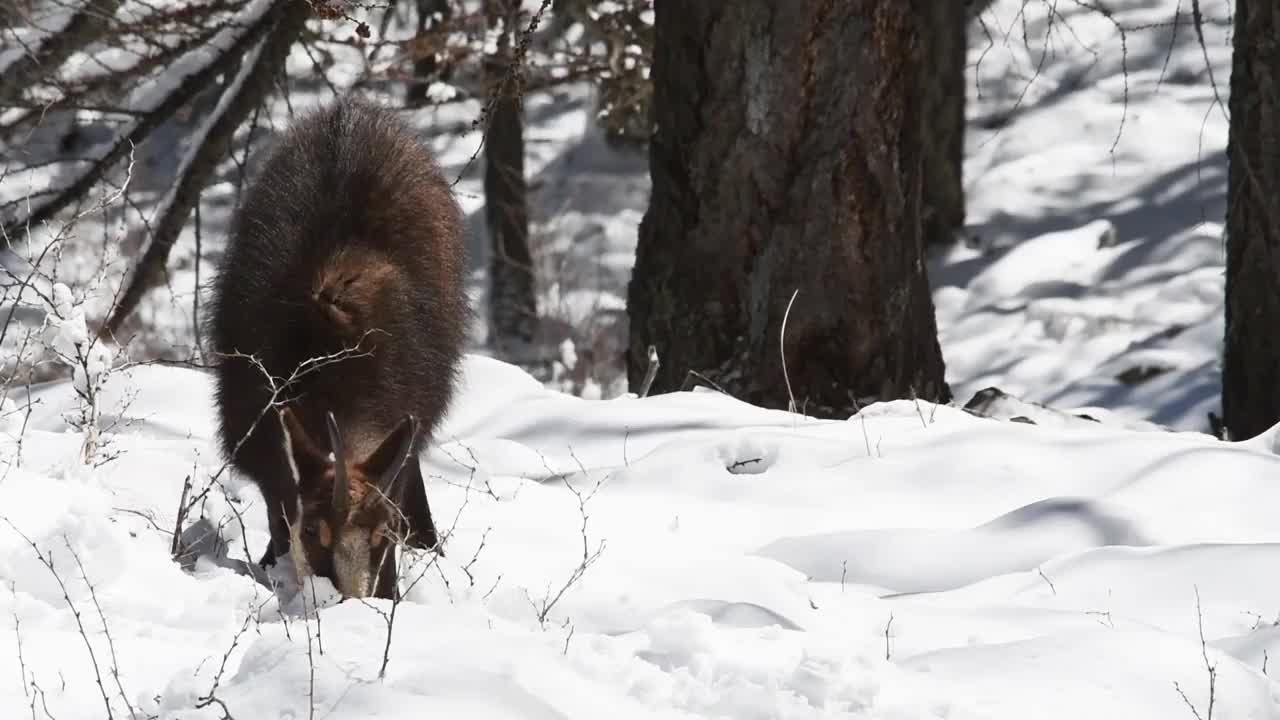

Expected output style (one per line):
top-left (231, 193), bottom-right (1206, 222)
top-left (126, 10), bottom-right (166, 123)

top-left (206, 96), bottom-right (469, 599)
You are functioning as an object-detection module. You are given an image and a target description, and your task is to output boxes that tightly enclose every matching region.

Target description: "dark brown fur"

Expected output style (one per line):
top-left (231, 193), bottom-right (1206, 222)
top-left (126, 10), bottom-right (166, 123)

top-left (206, 96), bottom-right (469, 598)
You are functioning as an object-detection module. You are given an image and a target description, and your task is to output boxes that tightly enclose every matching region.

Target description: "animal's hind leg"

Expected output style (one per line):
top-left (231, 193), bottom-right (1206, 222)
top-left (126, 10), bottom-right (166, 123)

top-left (249, 444), bottom-right (300, 569)
top-left (400, 458), bottom-right (440, 553)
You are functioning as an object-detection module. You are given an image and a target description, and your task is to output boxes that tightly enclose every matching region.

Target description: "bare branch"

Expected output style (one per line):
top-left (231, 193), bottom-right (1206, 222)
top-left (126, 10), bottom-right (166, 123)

top-left (2, 519), bottom-right (117, 720)
top-left (636, 344), bottom-right (658, 398)
top-left (170, 474), bottom-right (194, 559)
top-left (0, 0), bottom-right (126, 104)
top-left (525, 448), bottom-right (605, 628)
top-left (1, 0), bottom-right (308, 239)
top-left (1173, 585), bottom-right (1216, 720)
top-left (101, 0), bottom-right (312, 338)
top-left (64, 538), bottom-right (137, 720)
top-left (195, 610), bottom-right (254, 714)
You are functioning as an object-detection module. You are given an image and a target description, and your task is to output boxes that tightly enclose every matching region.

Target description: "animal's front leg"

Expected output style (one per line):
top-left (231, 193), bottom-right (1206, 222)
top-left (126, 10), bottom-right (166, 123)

top-left (258, 497), bottom-right (295, 568)
top-left (400, 459), bottom-right (441, 554)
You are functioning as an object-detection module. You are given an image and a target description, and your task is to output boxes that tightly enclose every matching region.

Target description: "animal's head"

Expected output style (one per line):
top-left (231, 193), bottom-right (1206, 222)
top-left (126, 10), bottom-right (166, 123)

top-left (276, 406), bottom-right (419, 598)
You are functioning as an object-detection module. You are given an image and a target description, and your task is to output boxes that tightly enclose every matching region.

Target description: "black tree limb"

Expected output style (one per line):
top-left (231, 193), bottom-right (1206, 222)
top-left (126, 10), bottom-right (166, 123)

top-left (0, 16), bottom-right (238, 146)
top-left (101, 0), bottom-right (312, 338)
top-left (1, 0), bottom-right (305, 241)
top-left (0, 0), bottom-right (126, 104)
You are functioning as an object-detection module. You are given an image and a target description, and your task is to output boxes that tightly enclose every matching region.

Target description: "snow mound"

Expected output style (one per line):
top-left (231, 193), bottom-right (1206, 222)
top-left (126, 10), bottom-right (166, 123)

top-left (3, 354), bottom-right (1280, 718)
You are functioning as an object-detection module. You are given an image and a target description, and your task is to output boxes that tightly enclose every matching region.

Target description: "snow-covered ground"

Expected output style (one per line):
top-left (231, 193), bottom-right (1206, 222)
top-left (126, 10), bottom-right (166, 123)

top-left (2, 0), bottom-right (1266, 717)
top-left (5, 354), bottom-right (1280, 719)
top-left (938, 0), bottom-right (1234, 432)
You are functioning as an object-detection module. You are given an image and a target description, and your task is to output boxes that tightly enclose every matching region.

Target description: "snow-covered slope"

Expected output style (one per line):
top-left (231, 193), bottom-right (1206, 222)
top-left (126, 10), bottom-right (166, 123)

top-left (937, 0), bottom-right (1232, 431)
top-left (3, 355), bottom-right (1280, 718)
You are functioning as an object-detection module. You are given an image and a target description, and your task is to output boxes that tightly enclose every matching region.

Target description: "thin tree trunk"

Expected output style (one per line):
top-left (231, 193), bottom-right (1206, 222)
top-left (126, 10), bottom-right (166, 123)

top-left (628, 1), bottom-right (950, 418)
top-left (405, 0), bottom-right (452, 107)
top-left (484, 0), bottom-right (536, 354)
top-left (1222, 0), bottom-right (1280, 439)
top-left (922, 1), bottom-right (967, 248)
top-left (967, 0), bottom-right (996, 21)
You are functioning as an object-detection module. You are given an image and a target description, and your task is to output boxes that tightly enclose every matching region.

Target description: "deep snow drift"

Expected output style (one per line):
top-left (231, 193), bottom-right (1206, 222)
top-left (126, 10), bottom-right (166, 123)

top-left (3, 356), bottom-right (1280, 719)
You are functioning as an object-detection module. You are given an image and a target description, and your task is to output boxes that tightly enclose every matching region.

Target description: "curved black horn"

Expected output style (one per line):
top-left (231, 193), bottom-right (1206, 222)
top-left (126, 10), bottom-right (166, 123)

top-left (326, 411), bottom-right (349, 515)
top-left (378, 414), bottom-right (419, 503)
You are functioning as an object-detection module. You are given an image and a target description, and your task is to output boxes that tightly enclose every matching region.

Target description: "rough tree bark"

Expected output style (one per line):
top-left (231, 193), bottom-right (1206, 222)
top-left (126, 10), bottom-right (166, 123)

top-left (627, 1), bottom-right (951, 418)
top-left (1222, 0), bottom-right (1280, 440)
top-left (483, 0), bottom-right (537, 354)
top-left (922, 1), bottom-right (967, 248)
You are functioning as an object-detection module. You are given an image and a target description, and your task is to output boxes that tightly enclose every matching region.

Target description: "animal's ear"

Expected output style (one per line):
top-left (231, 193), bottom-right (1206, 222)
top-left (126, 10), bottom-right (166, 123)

top-left (278, 406), bottom-right (328, 487)
top-left (357, 414), bottom-right (419, 505)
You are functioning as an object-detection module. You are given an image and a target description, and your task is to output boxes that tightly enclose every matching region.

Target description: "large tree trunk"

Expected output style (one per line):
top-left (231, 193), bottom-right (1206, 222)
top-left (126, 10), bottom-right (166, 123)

top-left (483, 0), bottom-right (537, 354)
top-left (627, 2), bottom-right (951, 418)
top-left (1222, 0), bottom-right (1280, 440)
top-left (922, 1), bottom-right (967, 248)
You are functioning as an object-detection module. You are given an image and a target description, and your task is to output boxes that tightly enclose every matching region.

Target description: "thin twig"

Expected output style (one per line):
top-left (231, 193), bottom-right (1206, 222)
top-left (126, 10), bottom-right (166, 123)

top-left (64, 538), bottom-right (138, 720)
top-left (3, 520), bottom-right (116, 720)
top-left (636, 344), bottom-right (659, 398)
top-left (780, 288), bottom-right (799, 414)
